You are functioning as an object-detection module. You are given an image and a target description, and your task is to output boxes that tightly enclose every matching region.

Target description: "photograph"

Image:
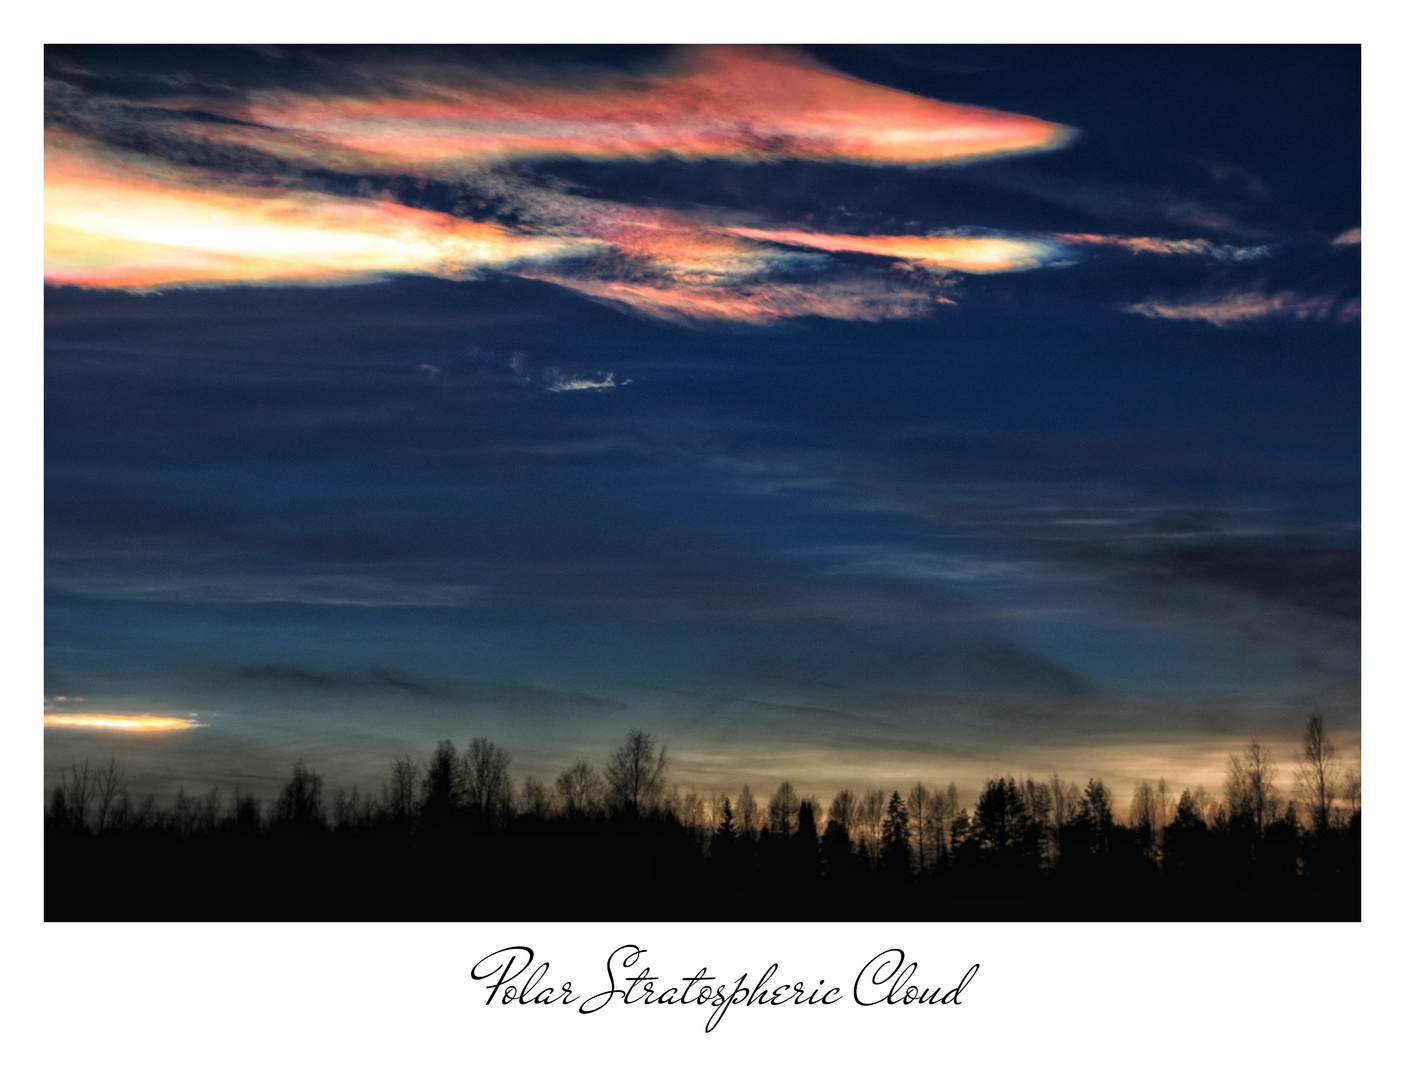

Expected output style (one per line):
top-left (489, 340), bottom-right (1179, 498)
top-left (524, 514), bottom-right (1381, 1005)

top-left (43, 43), bottom-right (1360, 922)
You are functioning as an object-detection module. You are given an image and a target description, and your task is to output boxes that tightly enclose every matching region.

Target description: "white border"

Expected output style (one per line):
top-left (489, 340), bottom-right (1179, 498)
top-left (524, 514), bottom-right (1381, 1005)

top-left (10, 7), bottom-right (1395, 1076)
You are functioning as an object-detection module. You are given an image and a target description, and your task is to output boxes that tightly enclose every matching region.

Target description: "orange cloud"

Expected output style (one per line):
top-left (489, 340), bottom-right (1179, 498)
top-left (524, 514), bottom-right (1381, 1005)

top-left (234, 46), bottom-right (1072, 170)
top-left (44, 136), bottom-right (594, 290)
top-left (44, 714), bottom-right (199, 731)
top-left (1122, 289), bottom-right (1352, 327)
top-left (1332, 227), bottom-right (1361, 246)
top-left (724, 227), bottom-right (1065, 273)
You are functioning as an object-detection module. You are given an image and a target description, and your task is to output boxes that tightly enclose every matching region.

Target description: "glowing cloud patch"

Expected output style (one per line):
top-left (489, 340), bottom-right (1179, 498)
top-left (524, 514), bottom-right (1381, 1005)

top-left (44, 714), bottom-right (199, 731)
top-left (543, 367), bottom-right (620, 392)
top-left (44, 138), bottom-right (595, 290)
top-left (724, 227), bottom-right (1066, 273)
top-left (236, 46), bottom-right (1073, 170)
top-left (1332, 227), bottom-right (1361, 246)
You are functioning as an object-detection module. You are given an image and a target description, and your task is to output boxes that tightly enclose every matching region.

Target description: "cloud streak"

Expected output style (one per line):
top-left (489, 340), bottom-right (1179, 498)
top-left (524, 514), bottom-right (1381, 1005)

top-left (1055, 233), bottom-right (1270, 262)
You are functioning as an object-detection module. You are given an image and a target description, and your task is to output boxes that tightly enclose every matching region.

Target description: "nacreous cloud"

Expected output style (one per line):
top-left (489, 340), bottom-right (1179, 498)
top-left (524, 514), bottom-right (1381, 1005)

top-left (1122, 288), bottom-right (1358, 327)
top-left (724, 227), bottom-right (1068, 273)
top-left (44, 136), bottom-right (598, 290)
top-left (230, 45), bottom-right (1073, 170)
top-left (44, 714), bottom-right (199, 731)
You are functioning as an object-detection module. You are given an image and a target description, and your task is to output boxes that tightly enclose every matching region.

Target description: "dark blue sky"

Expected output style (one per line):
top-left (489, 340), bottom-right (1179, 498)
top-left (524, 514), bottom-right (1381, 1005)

top-left (44, 45), bottom-right (1359, 803)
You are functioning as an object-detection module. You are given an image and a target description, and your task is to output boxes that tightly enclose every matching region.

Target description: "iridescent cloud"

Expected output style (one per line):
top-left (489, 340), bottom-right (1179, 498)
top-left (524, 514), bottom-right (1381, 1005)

top-left (1055, 233), bottom-right (1270, 262)
top-left (234, 46), bottom-right (1073, 170)
top-left (44, 714), bottom-right (199, 731)
top-left (724, 227), bottom-right (1067, 273)
top-left (525, 273), bottom-right (943, 325)
top-left (1122, 289), bottom-right (1355, 327)
top-left (44, 137), bottom-right (595, 290)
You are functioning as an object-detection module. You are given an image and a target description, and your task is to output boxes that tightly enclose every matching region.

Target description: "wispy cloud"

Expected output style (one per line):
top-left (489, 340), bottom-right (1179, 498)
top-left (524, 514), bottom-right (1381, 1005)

top-left (542, 367), bottom-right (621, 392)
top-left (229, 46), bottom-right (1073, 170)
top-left (1055, 233), bottom-right (1270, 262)
top-left (524, 273), bottom-right (943, 325)
top-left (1332, 227), bottom-right (1361, 246)
top-left (1122, 288), bottom-right (1355, 327)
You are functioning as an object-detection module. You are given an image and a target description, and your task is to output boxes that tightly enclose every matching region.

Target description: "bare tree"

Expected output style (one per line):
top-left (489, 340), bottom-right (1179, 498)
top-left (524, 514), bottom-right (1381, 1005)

top-left (856, 789), bottom-right (886, 866)
top-left (676, 787), bottom-right (706, 833)
top-left (555, 760), bottom-right (602, 818)
top-left (463, 738), bottom-right (512, 823)
top-left (60, 760), bottom-right (95, 833)
top-left (1130, 781), bottom-right (1156, 832)
top-left (94, 757), bottom-right (125, 833)
top-left (604, 730), bottom-right (668, 818)
top-left (1295, 711), bottom-right (1341, 835)
top-left (383, 756), bottom-right (421, 824)
top-left (1340, 765), bottom-right (1361, 824)
top-left (1225, 739), bottom-right (1280, 836)
top-left (736, 784), bottom-right (759, 839)
top-left (908, 782), bottom-right (931, 871)
top-left (828, 789), bottom-right (857, 832)
top-left (519, 775), bottom-right (555, 819)
top-left (1155, 778), bottom-right (1172, 833)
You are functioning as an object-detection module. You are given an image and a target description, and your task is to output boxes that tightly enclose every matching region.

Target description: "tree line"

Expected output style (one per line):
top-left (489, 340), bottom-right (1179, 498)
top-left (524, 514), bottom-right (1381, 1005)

top-left (46, 717), bottom-right (1360, 921)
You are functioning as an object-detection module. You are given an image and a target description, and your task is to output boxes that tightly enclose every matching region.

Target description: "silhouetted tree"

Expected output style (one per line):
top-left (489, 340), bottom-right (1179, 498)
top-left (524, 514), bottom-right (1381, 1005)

top-left (420, 740), bottom-right (462, 828)
top-left (856, 789), bottom-right (886, 867)
top-left (768, 781), bottom-right (799, 837)
top-left (736, 784), bottom-right (759, 839)
top-left (1226, 739), bottom-right (1280, 837)
top-left (229, 788), bottom-right (262, 835)
top-left (382, 756), bottom-right (420, 826)
top-left (950, 805), bottom-right (972, 852)
top-left (94, 758), bottom-right (125, 833)
top-left (1295, 712), bottom-right (1340, 835)
top-left (605, 730), bottom-right (668, 818)
top-left (909, 783), bottom-right (932, 872)
top-left (463, 738), bottom-right (512, 824)
top-left (555, 760), bottom-right (601, 818)
top-left (58, 760), bottom-right (94, 833)
top-left (270, 763), bottom-right (327, 833)
top-left (973, 777), bottom-right (1034, 859)
top-left (714, 797), bottom-right (737, 846)
top-left (1341, 766), bottom-right (1361, 826)
top-left (879, 791), bottom-right (912, 876)
top-left (519, 776), bottom-right (554, 820)
top-left (828, 789), bottom-right (857, 832)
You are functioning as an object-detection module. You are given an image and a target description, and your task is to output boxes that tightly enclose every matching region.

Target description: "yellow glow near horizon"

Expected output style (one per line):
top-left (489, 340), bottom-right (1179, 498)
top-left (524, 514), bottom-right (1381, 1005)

top-left (44, 714), bottom-right (198, 732)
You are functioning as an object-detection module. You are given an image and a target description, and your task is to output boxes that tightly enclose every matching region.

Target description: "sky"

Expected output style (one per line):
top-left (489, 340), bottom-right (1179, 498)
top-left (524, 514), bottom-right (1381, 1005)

top-left (43, 45), bottom-right (1360, 808)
